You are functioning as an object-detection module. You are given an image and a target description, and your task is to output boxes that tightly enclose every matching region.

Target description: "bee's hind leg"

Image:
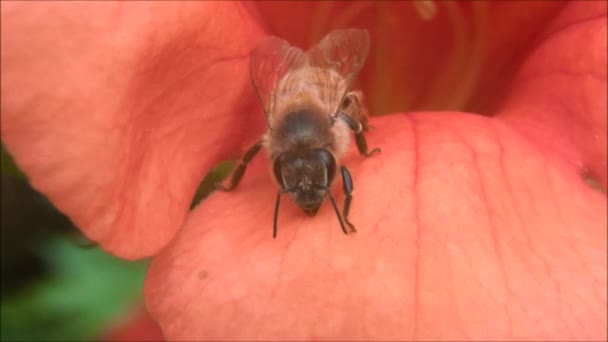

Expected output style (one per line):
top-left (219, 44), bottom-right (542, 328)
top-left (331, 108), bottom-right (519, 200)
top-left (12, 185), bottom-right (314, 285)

top-left (340, 165), bottom-right (357, 234)
top-left (216, 140), bottom-right (263, 191)
top-left (337, 111), bottom-right (381, 157)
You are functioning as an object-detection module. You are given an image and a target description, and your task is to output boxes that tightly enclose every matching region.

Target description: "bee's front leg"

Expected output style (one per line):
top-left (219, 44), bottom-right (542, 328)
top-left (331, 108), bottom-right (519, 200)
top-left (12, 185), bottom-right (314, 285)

top-left (216, 140), bottom-right (263, 191)
top-left (340, 165), bottom-right (357, 234)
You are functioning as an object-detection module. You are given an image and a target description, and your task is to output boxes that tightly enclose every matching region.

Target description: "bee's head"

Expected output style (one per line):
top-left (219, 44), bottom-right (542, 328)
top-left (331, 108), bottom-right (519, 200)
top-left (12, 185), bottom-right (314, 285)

top-left (272, 148), bottom-right (337, 216)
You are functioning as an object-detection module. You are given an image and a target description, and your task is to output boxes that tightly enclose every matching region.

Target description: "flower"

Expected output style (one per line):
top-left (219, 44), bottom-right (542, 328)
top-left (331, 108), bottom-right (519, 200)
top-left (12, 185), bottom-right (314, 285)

top-left (100, 306), bottom-right (164, 342)
top-left (1, 1), bottom-right (606, 340)
top-left (1, 1), bottom-right (266, 258)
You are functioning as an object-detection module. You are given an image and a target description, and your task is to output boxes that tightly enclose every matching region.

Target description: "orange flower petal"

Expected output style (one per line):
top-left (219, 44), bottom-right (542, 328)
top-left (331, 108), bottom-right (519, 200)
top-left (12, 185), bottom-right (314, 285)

top-left (0, 2), bottom-right (265, 259)
top-left (145, 114), bottom-right (606, 340)
top-left (497, 1), bottom-right (607, 190)
top-left (100, 306), bottom-right (164, 342)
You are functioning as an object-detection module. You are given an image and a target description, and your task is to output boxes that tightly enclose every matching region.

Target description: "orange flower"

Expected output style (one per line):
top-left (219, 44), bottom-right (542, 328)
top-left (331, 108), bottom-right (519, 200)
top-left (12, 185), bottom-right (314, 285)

top-left (100, 306), bottom-right (163, 342)
top-left (1, 1), bottom-right (605, 340)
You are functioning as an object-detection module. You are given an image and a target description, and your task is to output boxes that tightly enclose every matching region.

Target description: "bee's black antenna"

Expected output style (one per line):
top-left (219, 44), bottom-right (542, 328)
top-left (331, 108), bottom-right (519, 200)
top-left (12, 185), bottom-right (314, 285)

top-left (325, 189), bottom-right (348, 235)
top-left (274, 187), bottom-right (348, 238)
top-left (274, 188), bottom-right (294, 239)
top-left (273, 191), bottom-right (283, 239)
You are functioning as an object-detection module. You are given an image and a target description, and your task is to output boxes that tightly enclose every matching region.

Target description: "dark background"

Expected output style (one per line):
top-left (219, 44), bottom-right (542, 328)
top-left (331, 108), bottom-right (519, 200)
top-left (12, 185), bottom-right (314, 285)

top-left (0, 143), bottom-right (232, 341)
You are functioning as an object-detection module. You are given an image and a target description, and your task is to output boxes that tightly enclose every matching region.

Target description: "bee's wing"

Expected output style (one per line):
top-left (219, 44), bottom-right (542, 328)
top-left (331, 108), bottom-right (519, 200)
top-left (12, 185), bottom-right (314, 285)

top-left (250, 36), bottom-right (307, 124)
top-left (306, 29), bottom-right (371, 118)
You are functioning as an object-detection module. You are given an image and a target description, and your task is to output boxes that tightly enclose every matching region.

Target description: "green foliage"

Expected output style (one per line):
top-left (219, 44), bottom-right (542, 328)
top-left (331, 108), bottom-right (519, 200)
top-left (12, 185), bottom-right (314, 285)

top-left (0, 144), bottom-right (232, 341)
top-left (190, 160), bottom-right (235, 209)
top-left (0, 143), bottom-right (26, 180)
top-left (0, 238), bottom-right (149, 341)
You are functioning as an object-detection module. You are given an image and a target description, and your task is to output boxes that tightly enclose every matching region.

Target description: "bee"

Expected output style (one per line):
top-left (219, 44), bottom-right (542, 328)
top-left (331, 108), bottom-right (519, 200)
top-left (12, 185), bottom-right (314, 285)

top-left (217, 29), bottom-right (380, 238)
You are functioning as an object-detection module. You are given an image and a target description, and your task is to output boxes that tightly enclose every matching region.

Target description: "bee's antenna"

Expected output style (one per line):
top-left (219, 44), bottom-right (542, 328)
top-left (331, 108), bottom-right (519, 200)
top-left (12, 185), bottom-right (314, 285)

top-left (325, 190), bottom-right (348, 235)
top-left (274, 188), bottom-right (294, 239)
top-left (273, 191), bottom-right (283, 239)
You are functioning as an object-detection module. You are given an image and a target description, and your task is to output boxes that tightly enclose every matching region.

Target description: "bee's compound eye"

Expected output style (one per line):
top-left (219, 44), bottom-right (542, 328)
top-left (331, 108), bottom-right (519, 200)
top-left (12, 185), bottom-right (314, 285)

top-left (314, 149), bottom-right (336, 184)
top-left (272, 153), bottom-right (289, 189)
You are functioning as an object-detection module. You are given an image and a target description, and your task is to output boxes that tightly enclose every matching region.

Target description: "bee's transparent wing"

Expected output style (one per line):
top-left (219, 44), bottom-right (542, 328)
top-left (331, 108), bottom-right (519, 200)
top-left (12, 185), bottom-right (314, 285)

top-left (306, 29), bottom-right (371, 117)
top-left (250, 36), bottom-right (307, 124)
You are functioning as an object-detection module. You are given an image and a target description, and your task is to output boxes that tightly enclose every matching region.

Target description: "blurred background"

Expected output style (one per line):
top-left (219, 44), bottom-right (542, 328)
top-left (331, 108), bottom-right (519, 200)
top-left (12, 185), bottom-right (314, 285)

top-left (0, 142), bottom-right (232, 341)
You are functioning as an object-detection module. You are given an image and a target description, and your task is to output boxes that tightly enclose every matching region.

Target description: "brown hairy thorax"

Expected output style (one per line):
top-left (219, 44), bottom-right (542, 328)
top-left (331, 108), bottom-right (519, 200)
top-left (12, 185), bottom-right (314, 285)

top-left (263, 67), bottom-right (352, 158)
top-left (270, 67), bottom-right (347, 123)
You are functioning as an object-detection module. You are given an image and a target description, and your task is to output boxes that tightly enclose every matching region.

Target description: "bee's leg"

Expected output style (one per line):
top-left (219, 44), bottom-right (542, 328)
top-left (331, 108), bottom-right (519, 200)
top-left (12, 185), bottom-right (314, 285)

top-left (341, 91), bottom-right (370, 131)
top-left (216, 140), bottom-right (263, 191)
top-left (337, 112), bottom-right (381, 157)
top-left (340, 165), bottom-right (357, 234)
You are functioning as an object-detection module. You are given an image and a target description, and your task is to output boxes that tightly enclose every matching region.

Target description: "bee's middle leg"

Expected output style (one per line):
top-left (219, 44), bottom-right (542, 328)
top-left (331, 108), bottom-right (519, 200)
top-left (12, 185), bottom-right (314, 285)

top-left (216, 140), bottom-right (263, 191)
top-left (337, 111), bottom-right (381, 157)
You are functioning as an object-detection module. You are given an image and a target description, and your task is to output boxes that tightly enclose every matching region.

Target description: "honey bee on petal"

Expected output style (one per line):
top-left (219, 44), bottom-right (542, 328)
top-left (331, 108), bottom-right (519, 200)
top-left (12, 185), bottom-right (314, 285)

top-left (217, 29), bottom-right (380, 238)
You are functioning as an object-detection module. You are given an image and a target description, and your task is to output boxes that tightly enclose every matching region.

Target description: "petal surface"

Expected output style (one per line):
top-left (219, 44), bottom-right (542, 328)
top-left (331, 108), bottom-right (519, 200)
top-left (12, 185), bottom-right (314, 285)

top-left (145, 113), bottom-right (606, 340)
top-left (1, 2), bottom-right (266, 259)
top-left (101, 306), bottom-right (164, 342)
top-left (497, 1), bottom-right (607, 190)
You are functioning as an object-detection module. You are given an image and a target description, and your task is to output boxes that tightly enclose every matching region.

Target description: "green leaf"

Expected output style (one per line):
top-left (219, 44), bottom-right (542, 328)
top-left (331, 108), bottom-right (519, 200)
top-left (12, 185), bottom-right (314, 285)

top-left (0, 143), bottom-right (26, 180)
top-left (0, 237), bottom-right (149, 341)
top-left (190, 160), bottom-right (235, 209)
